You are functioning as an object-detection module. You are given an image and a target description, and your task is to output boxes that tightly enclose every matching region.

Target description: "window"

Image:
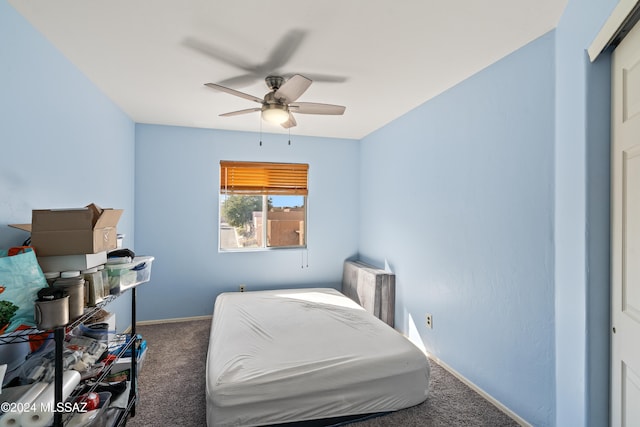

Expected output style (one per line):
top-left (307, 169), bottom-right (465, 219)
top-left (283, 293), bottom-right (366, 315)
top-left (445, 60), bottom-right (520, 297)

top-left (219, 161), bottom-right (308, 250)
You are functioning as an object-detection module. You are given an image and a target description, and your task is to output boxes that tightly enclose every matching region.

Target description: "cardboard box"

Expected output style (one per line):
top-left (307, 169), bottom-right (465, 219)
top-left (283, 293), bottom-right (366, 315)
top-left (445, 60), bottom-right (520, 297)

top-left (10, 203), bottom-right (123, 256)
top-left (37, 251), bottom-right (107, 272)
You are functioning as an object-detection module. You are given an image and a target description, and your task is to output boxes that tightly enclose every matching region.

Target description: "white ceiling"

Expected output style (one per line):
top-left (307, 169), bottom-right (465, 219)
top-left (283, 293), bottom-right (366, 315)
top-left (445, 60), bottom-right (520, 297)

top-left (8, 0), bottom-right (567, 140)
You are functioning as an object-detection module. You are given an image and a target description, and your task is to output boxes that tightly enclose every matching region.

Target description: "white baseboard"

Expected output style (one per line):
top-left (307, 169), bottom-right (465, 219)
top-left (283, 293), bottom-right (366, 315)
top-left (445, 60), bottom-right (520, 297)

top-left (427, 353), bottom-right (532, 427)
top-left (136, 314), bottom-right (212, 326)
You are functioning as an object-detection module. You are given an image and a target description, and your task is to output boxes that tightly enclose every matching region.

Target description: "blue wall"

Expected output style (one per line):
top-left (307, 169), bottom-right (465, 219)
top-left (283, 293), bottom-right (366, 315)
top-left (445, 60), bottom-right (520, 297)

top-left (0, 0), bottom-right (136, 330)
top-left (356, 0), bottom-right (618, 424)
top-left (133, 124), bottom-right (360, 321)
top-left (554, 0), bottom-right (617, 425)
top-left (359, 32), bottom-right (556, 425)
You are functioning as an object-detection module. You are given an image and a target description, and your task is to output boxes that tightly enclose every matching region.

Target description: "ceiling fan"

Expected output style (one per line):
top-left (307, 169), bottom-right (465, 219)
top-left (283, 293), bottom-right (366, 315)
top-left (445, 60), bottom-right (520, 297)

top-left (184, 29), bottom-right (346, 88)
top-left (205, 74), bottom-right (346, 129)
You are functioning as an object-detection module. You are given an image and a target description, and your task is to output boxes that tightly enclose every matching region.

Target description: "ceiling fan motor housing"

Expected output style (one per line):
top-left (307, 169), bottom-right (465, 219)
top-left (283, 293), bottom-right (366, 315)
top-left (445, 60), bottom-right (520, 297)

top-left (265, 75), bottom-right (285, 91)
top-left (264, 91), bottom-right (281, 104)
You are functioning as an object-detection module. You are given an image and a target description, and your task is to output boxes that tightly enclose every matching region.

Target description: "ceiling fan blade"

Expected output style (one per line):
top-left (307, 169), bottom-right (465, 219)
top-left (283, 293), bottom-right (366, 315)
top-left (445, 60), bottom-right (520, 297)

top-left (216, 74), bottom-right (261, 88)
top-left (281, 113), bottom-right (297, 129)
top-left (289, 102), bottom-right (346, 115)
top-left (275, 74), bottom-right (312, 103)
top-left (283, 72), bottom-right (348, 84)
top-left (183, 37), bottom-right (257, 73)
top-left (204, 83), bottom-right (264, 104)
top-left (261, 29), bottom-right (307, 73)
top-left (220, 108), bottom-right (261, 117)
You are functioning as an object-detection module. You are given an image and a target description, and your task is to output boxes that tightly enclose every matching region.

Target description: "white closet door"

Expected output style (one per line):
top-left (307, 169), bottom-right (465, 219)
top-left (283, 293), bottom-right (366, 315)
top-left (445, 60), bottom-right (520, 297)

top-left (611, 18), bottom-right (640, 427)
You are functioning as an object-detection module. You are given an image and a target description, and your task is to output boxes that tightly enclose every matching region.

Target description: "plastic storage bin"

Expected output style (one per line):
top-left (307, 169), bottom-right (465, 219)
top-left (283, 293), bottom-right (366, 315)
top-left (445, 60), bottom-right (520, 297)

top-left (105, 256), bottom-right (154, 293)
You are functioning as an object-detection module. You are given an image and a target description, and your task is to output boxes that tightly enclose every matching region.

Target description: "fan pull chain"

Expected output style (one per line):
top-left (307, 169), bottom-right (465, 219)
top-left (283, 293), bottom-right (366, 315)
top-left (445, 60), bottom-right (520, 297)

top-left (259, 118), bottom-right (263, 146)
top-left (288, 128), bottom-right (291, 146)
top-left (301, 198), bottom-right (309, 267)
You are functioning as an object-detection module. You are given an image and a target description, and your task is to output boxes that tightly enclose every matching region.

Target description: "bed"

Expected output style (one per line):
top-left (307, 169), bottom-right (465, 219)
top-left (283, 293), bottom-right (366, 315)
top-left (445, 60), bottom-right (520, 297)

top-left (206, 263), bottom-right (430, 427)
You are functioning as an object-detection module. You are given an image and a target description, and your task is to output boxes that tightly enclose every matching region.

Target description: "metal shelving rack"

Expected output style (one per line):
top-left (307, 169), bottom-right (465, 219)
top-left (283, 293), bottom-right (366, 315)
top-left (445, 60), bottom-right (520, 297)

top-left (0, 286), bottom-right (142, 427)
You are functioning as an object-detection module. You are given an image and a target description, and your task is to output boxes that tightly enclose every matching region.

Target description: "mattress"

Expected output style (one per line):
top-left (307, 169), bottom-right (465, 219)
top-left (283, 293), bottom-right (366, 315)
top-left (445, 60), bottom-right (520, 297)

top-left (206, 288), bottom-right (430, 427)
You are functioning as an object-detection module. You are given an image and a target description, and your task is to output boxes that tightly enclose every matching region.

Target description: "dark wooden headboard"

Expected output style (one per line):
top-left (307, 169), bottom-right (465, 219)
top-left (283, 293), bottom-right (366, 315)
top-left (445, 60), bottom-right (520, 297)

top-left (341, 260), bottom-right (395, 327)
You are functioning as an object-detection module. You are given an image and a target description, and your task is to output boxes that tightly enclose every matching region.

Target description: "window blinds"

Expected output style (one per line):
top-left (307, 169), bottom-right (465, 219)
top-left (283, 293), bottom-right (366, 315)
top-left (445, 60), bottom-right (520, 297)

top-left (220, 161), bottom-right (309, 196)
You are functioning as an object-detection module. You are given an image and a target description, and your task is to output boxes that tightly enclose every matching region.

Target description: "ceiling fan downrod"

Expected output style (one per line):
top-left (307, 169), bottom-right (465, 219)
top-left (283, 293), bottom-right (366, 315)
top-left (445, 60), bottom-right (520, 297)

top-left (265, 75), bottom-right (285, 91)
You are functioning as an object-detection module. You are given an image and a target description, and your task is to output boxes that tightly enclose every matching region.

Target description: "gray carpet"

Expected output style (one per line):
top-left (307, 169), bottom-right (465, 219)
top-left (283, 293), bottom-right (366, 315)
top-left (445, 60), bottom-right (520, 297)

top-left (126, 318), bottom-right (519, 427)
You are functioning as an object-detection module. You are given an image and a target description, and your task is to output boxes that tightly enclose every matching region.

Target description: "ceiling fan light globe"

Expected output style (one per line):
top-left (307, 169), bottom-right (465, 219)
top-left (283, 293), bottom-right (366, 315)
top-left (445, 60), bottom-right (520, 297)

top-left (262, 105), bottom-right (290, 124)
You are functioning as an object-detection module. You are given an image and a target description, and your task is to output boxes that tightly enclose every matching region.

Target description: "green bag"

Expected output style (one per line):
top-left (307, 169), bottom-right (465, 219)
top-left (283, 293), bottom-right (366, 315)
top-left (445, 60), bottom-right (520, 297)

top-left (0, 247), bottom-right (48, 334)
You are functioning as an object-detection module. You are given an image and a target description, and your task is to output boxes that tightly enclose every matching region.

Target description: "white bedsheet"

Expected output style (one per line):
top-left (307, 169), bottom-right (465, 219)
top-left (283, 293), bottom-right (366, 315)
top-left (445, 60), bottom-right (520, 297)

top-left (206, 288), bottom-right (430, 427)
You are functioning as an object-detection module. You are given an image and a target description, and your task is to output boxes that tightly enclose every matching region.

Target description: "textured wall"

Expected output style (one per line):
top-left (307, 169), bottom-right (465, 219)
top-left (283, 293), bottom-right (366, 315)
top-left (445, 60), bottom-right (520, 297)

top-left (554, 0), bottom-right (617, 425)
top-left (0, 0), bottom-right (136, 331)
top-left (359, 32), bottom-right (556, 425)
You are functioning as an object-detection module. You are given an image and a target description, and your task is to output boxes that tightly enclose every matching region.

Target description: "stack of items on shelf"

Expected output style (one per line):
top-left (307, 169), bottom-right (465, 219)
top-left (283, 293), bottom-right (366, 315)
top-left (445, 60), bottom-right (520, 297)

top-left (0, 321), bottom-right (146, 427)
top-left (5, 203), bottom-right (154, 330)
top-left (7, 203), bottom-right (124, 332)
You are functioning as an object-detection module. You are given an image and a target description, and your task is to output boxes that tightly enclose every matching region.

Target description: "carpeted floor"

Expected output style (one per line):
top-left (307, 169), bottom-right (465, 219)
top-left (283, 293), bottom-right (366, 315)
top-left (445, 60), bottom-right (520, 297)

top-left (126, 318), bottom-right (519, 427)
top-left (126, 319), bottom-right (209, 427)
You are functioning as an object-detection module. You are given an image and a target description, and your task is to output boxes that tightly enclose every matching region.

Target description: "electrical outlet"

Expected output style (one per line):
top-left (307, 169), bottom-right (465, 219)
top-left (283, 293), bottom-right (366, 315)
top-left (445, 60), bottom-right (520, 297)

top-left (239, 285), bottom-right (246, 292)
top-left (426, 314), bottom-right (433, 329)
